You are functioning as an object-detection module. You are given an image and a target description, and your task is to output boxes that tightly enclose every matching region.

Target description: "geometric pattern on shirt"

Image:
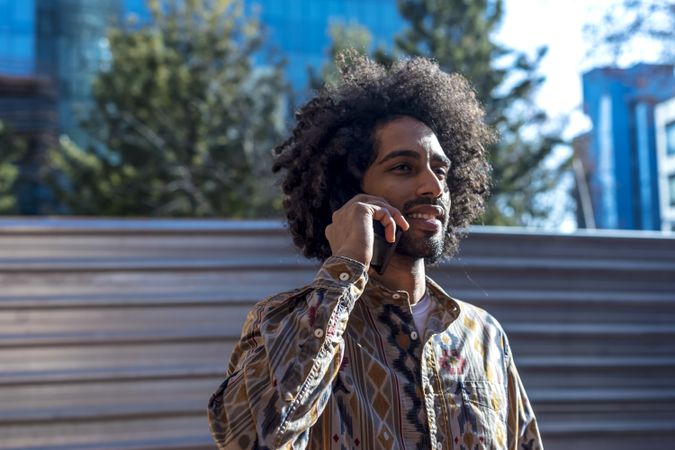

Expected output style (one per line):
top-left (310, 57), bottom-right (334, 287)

top-left (377, 303), bottom-right (431, 450)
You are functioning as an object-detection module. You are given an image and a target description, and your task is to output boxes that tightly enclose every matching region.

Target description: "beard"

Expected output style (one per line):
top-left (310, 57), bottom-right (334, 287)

top-left (396, 226), bottom-right (445, 263)
top-left (395, 197), bottom-right (450, 264)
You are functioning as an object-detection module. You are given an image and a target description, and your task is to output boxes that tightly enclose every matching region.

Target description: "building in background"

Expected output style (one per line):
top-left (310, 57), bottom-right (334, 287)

top-left (123, 0), bottom-right (405, 92)
top-left (1, 0), bottom-right (122, 144)
top-left (0, 75), bottom-right (57, 214)
top-left (0, 0), bottom-right (121, 213)
top-left (0, 0), bottom-right (404, 214)
top-left (655, 97), bottom-right (675, 231)
top-left (2, 0), bottom-right (403, 140)
top-left (0, 0), bottom-right (35, 76)
top-left (576, 64), bottom-right (675, 230)
top-left (245, 0), bottom-right (404, 90)
top-left (36, 0), bottom-right (122, 146)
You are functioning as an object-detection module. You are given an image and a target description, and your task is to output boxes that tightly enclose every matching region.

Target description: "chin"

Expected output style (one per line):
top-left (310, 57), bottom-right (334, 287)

top-left (397, 230), bottom-right (445, 262)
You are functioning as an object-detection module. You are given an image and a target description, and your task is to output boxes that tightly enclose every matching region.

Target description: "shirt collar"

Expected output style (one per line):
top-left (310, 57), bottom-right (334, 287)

top-left (359, 276), bottom-right (461, 336)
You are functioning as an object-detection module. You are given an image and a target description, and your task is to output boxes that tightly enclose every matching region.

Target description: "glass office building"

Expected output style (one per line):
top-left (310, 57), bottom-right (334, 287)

top-left (580, 64), bottom-right (675, 230)
top-left (0, 0), bottom-right (35, 75)
top-left (655, 97), bottom-right (675, 231)
top-left (122, 0), bottom-right (405, 92)
top-left (36, 0), bottom-right (122, 146)
top-left (248, 0), bottom-right (405, 90)
top-left (0, 0), bottom-right (405, 211)
top-left (1, 0), bottom-right (122, 144)
top-left (0, 0), bottom-right (122, 212)
top-left (3, 0), bottom-right (404, 137)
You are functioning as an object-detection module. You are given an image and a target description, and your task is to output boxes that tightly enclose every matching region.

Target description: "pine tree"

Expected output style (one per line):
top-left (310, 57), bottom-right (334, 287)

top-left (49, 0), bottom-right (288, 217)
top-left (0, 121), bottom-right (25, 214)
top-left (307, 21), bottom-right (374, 91)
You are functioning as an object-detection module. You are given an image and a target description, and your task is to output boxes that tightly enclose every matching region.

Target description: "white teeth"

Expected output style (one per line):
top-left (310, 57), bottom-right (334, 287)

top-left (409, 213), bottom-right (436, 220)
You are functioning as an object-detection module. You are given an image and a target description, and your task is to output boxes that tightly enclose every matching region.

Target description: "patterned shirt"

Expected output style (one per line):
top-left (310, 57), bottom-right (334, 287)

top-left (208, 256), bottom-right (543, 450)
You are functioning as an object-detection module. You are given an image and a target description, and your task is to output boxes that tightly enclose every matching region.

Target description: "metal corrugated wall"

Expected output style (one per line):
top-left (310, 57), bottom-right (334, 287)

top-left (1, 219), bottom-right (674, 450)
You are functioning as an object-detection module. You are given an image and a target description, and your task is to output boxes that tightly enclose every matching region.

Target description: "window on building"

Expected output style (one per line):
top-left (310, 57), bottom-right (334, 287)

top-left (667, 121), bottom-right (675, 156)
top-left (670, 175), bottom-right (675, 206)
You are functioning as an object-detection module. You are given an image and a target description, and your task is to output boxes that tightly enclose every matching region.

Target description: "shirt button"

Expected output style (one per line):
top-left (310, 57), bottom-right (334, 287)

top-left (437, 441), bottom-right (443, 449)
top-left (339, 272), bottom-right (350, 281)
top-left (410, 331), bottom-right (418, 340)
top-left (314, 328), bottom-right (324, 338)
top-left (284, 392), bottom-right (294, 402)
top-left (392, 293), bottom-right (401, 299)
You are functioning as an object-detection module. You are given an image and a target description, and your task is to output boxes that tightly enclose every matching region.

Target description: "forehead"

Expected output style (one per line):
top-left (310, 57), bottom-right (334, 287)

top-left (373, 116), bottom-right (444, 158)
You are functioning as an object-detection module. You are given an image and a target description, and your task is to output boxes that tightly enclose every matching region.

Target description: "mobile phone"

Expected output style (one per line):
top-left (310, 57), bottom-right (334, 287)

top-left (370, 221), bottom-right (403, 275)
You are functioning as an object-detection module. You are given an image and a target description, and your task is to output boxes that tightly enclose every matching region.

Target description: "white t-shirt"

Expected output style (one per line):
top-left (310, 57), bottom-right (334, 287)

top-left (411, 290), bottom-right (432, 335)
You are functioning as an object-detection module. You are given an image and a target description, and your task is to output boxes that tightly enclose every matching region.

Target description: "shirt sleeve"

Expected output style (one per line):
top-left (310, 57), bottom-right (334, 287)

top-left (506, 353), bottom-right (544, 450)
top-left (207, 256), bottom-right (368, 449)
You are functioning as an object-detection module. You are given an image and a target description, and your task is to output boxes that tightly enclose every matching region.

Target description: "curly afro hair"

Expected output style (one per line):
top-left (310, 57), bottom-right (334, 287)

top-left (272, 54), bottom-right (495, 262)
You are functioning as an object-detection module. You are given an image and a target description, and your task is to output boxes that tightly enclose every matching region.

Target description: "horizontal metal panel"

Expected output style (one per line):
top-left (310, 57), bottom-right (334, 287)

top-left (0, 305), bottom-right (251, 339)
top-left (0, 219), bottom-right (673, 449)
top-left (0, 342), bottom-right (234, 375)
top-left (0, 414), bottom-right (212, 450)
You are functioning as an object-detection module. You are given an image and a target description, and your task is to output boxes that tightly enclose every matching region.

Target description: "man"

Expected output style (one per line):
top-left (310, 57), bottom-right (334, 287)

top-left (208, 55), bottom-right (542, 450)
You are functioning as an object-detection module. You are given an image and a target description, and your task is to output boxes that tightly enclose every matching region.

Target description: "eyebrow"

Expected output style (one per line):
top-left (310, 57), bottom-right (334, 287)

top-left (376, 149), bottom-right (451, 166)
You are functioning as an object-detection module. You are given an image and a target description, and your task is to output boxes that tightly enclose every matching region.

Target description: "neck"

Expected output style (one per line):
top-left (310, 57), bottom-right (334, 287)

top-left (368, 254), bottom-right (427, 305)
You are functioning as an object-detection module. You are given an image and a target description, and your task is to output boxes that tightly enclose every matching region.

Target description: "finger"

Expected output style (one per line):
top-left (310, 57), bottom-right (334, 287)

top-left (390, 209), bottom-right (409, 231)
top-left (372, 207), bottom-right (397, 243)
top-left (367, 200), bottom-right (409, 233)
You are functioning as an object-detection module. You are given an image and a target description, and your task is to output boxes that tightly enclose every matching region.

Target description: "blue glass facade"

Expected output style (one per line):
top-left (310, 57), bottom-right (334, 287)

top-left (1, 0), bottom-right (404, 142)
top-left (0, 0), bottom-right (35, 75)
top-left (0, 75), bottom-right (57, 214)
top-left (123, 0), bottom-right (405, 91)
top-left (248, 0), bottom-right (404, 90)
top-left (0, 0), bottom-right (404, 215)
top-left (667, 122), bottom-right (675, 156)
top-left (36, 0), bottom-right (123, 146)
top-left (123, 0), bottom-right (153, 24)
top-left (581, 64), bottom-right (675, 230)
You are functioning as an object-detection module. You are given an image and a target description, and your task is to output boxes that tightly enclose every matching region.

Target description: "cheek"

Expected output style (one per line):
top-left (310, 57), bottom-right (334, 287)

top-left (367, 184), bottom-right (405, 209)
top-left (363, 176), bottom-right (399, 198)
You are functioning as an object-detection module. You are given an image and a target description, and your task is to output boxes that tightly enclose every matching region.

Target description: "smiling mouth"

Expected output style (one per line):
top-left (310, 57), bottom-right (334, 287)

top-left (406, 214), bottom-right (444, 234)
top-left (408, 213), bottom-right (439, 220)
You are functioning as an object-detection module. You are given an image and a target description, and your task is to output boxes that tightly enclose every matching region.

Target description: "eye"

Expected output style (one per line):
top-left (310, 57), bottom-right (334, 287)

top-left (433, 166), bottom-right (449, 179)
top-left (390, 163), bottom-right (412, 173)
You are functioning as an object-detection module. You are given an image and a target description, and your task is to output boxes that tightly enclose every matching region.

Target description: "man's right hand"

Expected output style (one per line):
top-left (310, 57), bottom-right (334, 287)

top-left (324, 194), bottom-right (409, 267)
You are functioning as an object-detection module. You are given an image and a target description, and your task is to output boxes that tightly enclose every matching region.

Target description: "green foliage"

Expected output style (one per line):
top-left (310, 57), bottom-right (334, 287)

top-left (50, 0), bottom-right (288, 217)
top-left (47, 136), bottom-right (120, 215)
top-left (0, 121), bottom-right (26, 214)
top-left (316, 0), bottom-right (567, 226)
top-left (308, 21), bottom-right (374, 90)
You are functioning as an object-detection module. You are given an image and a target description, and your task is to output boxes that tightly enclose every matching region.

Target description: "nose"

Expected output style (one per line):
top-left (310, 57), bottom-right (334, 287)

top-left (416, 166), bottom-right (444, 198)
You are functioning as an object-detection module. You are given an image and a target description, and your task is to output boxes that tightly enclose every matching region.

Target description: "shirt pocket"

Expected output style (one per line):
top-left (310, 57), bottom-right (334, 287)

top-left (455, 380), bottom-right (507, 449)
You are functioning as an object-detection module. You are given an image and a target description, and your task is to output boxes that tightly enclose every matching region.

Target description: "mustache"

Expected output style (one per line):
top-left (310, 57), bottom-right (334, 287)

top-left (401, 197), bottom-right (449, 216)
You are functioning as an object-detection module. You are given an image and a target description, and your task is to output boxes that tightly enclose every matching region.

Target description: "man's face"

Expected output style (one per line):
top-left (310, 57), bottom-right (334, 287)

top-left (361, 116), bottom-right (451, 261)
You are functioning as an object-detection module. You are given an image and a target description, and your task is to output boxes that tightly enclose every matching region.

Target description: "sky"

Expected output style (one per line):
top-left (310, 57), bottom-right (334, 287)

top-left (497, 0), bottom-right (603, 140)
top-left (495, 0), bottom-right (602, 231)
